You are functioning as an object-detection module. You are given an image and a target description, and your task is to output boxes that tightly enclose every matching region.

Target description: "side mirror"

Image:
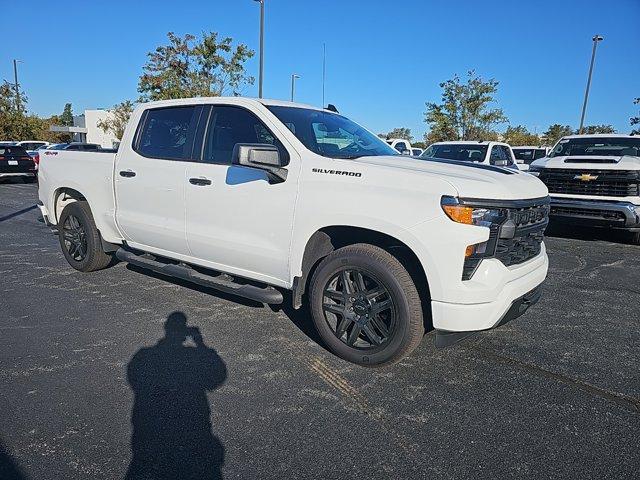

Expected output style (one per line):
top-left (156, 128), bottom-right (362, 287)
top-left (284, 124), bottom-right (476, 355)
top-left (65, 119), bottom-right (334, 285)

top-left (232, 143), bottom-right (287, 183)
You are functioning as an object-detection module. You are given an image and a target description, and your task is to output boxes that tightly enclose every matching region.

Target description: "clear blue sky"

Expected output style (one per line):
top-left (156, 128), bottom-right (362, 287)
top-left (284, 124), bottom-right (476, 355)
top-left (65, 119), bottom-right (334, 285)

top-left (2, 0), bottom-right (639, 139)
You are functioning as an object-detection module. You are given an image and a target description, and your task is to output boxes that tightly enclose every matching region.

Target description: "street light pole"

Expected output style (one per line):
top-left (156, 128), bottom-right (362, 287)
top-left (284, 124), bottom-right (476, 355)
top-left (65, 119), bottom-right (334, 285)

top-left (578, 35), bottom-right (604, 134)
top-left (254, 0), bottom-right (265, 98)
top-left (290, 74), bottom-right (300, 102)
top-left (13, 59), bottom-right (21, 113)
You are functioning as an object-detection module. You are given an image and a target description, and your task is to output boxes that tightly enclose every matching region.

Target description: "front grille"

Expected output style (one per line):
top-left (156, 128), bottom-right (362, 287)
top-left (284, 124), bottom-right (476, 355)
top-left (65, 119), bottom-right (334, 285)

top-left (495, 228), bottom-right (545, 266)
top-left (462, 198), bottom-right (549, 279)
top-left (539, 169), bottom-right (640, 197)
top-left (494, 203), bottom-right (548, 267)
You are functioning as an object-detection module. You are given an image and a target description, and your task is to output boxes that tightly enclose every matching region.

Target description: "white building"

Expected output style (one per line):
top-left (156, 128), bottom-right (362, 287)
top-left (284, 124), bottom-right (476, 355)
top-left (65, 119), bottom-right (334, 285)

top-left (50, 109), bottom-right (120, 148)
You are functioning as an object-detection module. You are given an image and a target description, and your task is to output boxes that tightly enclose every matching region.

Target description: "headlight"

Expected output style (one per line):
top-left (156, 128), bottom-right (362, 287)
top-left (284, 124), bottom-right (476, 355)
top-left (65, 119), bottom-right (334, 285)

top-left (441, 196), bottom-right (504, 227)
top-left (441, 196), bottom-right (506, 263)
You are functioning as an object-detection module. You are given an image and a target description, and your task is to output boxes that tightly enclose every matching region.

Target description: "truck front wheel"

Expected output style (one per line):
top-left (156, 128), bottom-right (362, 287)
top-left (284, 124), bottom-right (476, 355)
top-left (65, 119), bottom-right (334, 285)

top-left (58, 201), bottom-right (112, 272)
top-left (309, 243), bottom-right (424, 367)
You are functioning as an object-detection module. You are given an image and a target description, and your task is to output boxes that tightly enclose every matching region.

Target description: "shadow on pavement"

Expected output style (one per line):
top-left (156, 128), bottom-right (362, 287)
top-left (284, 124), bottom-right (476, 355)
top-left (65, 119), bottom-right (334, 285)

top-left (545, 221), bottom-right (637, 245)
top-left (0, 205), bottom-right (37, 223)
top-left (125, 312), bottom-right (228, 480)
top-left (0, 439), bottom-right (27, 480)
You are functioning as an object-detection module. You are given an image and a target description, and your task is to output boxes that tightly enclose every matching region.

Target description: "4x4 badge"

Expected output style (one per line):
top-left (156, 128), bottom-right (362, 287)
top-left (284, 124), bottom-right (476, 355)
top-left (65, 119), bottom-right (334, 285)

top-left (574, 173), bottom-right (599, 182)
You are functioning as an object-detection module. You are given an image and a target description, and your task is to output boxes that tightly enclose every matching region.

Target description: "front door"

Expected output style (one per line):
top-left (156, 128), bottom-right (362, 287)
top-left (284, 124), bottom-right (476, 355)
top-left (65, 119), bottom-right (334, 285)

top-left (115, 105), bottom-right (203, 256)
top-left (184, 105), bottom-right (298, 285)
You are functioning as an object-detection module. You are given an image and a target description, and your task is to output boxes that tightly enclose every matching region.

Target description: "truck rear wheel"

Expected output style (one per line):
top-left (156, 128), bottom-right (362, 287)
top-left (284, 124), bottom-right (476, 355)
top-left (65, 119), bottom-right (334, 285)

top-left (631, 231), bottom-right (640, 246)
top-left (58, 201), bottom-right (112, 272)
top-left (309, 243), bottom-right (424, 367)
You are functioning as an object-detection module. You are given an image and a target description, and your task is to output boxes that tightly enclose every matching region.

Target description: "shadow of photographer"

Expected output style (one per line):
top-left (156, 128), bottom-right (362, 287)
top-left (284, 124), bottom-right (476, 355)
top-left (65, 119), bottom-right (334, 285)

top-left (125, 312), bottom-right (227, 480)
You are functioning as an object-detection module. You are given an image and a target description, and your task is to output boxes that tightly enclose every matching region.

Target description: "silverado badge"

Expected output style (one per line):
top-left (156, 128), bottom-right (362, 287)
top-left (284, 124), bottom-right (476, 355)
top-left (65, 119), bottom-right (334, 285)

top-left (574, 173), bottom-right (599, 182)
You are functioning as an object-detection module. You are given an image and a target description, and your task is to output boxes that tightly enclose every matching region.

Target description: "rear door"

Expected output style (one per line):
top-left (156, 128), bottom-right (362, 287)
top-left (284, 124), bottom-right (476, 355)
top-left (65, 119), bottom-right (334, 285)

top-left (184, 104), bottom-right (298, 284)
top-left (115, 105), bottom-right (204, 256)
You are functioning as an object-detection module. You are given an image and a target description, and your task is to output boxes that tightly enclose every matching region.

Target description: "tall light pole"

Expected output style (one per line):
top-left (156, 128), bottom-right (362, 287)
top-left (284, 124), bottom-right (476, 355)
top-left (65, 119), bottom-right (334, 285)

top-left (578, 35), bottom-right (604, 134)
top-left (290, 74), bottom-right (300, 102)
top-left (254, 0), bottom-right (264, 98)
top-left (13, 59), bottom-right (22, 113)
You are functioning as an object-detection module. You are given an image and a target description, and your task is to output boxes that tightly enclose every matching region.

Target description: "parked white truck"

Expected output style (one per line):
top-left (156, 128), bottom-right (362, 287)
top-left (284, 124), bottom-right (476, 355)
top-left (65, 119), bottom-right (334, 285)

top-left (38, 97), bottom-right (550, 366)
top-left (530, 135), bottom-right (640, 244)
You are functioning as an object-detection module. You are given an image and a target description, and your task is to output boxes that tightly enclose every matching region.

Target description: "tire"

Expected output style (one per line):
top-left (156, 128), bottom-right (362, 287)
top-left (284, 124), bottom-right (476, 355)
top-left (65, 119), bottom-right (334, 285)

top-left (58, 201), bottom-right (112, 272)
top-left (309, 243), bottom-right (424, 367)
top-left (631, 231), bottom-right (640, 245)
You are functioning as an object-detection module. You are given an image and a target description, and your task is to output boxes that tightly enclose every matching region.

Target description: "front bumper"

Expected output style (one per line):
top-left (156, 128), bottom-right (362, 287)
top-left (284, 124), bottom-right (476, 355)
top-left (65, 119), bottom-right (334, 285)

top-left (430, 246), bottom-right (548, 334)
top-left (549, 197), bottom-right (640, 231)
top-left (435, 286), bottom-right (542, 347)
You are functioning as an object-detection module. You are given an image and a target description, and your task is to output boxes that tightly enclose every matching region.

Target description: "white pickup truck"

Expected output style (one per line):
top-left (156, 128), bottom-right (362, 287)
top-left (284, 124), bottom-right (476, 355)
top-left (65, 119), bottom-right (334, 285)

top-left (531, 135), bottom-right (640, 244)
top-left (38, 97), bottom-right (550, 366)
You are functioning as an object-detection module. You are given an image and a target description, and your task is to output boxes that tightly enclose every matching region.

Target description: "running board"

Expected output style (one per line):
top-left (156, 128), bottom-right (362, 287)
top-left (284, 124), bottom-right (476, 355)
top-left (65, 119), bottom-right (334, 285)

top-left (115, 248), bottom-right (283, 305)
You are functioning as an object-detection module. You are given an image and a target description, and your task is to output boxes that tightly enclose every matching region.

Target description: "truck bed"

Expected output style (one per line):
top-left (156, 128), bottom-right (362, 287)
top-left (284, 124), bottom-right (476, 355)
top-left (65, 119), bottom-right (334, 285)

top-left (38, 150), bottom-right (120, 242)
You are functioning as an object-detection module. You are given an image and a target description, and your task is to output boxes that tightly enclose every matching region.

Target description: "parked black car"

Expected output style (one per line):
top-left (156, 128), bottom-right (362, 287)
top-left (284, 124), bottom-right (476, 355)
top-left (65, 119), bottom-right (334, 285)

top-left (0, 145), bottom-right (36, 182)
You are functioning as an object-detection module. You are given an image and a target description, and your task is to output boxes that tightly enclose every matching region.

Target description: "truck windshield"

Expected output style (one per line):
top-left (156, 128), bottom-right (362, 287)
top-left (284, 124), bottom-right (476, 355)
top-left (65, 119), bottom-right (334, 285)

top-left (266, 106), bottom-right (398, 159)
top-left (420, 144), bottom-right (488, 162)
top-left (549, 137), bottom-right (640, 158)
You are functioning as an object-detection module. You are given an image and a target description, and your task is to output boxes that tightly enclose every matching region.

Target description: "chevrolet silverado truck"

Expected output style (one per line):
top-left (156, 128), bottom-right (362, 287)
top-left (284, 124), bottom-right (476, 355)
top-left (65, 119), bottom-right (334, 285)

top-left (530, 135), bottom-right (640, 244)
top-left (38, 97), bottom-right (550, 366)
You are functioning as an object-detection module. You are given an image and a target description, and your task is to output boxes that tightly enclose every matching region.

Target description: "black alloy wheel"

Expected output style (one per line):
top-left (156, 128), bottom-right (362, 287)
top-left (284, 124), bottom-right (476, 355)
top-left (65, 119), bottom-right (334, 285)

top-left (61, 214), bottom-right (88, 261)
top-left (322, 268), bottom-right (396, 349)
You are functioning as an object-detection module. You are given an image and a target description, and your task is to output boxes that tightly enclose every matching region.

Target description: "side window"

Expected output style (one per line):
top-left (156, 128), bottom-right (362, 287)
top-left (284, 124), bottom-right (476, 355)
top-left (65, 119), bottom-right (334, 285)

top-left (502, 146), bottom-right (514, 164)
top-left (202, 106), bottom-right (287, 165)
top-left (489, 146), bottom-right (503, 163)
top-left (136, 106), bottom-right (199, 160)
top-left (534, 149), bottom-right (547, 160)
top-left (395, 142), bottom-right (407, 152)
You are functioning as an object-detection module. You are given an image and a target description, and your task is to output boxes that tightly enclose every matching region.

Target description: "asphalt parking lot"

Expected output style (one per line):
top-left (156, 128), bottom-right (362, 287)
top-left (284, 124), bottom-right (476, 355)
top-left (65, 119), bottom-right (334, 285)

top-left (1, 182), bottom-right (638, 480)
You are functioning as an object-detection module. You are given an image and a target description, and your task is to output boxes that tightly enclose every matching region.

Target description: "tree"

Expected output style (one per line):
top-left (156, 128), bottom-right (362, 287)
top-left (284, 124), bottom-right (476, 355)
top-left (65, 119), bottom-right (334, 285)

top-left (384, 127), bottom-right (413, 141)
top-left (97, 100), bottom-right (134, 140)
top-left (424, 70), bottom-right (507, 143)
top-left (503, 125), bottom-right (540, 146)
top-left (631, 97), bottom-right (640, 135)
top-left (138, 32), bottom-right (254, 101)
top-left (542, 124), bottom-right (573, 146)
top-left (580, 124), bottom-right (616, 134)
top-left (60, 103), bottom-right (74, 126)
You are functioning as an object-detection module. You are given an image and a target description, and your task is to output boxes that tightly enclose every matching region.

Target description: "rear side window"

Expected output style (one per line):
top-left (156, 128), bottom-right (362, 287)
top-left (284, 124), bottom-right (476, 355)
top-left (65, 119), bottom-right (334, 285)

top-left (534, 149), bottom-right (547, 160)
top-left (202, 106), bottom-right (287, 165)
top-left (136, 106), bottom-right (200, 160)
top-left (395, 142), bottom-right (408, 152)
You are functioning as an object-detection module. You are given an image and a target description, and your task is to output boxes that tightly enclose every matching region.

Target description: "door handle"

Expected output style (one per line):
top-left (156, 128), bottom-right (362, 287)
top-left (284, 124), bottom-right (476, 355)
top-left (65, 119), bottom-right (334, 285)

top-left (119, 170), bottom-right (136, 178)
top-left (189, 177), bottom-right (212, 186)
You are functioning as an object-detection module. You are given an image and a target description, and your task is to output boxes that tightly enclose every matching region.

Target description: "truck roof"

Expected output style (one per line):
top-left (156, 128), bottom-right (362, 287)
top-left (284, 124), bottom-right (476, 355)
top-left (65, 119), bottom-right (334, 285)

top-left (431, 140), bottom-right (509, 147)
top-left (139, 97), bottom-right (328, 113)
top-left (512, 146), bottom-right (549, 149)
top-left (561, 134), bottom-right (636, 139)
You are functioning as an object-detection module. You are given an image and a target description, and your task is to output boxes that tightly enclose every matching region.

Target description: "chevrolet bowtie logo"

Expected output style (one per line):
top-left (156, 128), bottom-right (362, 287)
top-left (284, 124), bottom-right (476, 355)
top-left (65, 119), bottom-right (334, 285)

top-left (574, 173), bottom-right (599, 182)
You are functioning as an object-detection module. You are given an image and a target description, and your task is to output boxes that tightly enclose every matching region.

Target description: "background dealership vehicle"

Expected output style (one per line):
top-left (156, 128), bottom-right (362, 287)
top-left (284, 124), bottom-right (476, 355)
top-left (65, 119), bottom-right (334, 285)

top-left (511, 146), bottom-right (550, 171)
top-left (411, 147), bottom-right (424, 156)
top-left (531, 134), bottom-right (640, 244)
top-left (386, 138), bottom-right (413, 155)
top-left (421, 141), bottom-right (519, 170)
top-left (38, 97), bottom-right (549, 366)
top-left (0, 145), bottom-right (37, 181)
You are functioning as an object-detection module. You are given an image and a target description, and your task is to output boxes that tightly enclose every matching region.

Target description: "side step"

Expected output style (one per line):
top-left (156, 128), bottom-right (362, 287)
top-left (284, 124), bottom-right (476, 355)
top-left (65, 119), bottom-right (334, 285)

top-left (115, 248), bottom-right (283, 305)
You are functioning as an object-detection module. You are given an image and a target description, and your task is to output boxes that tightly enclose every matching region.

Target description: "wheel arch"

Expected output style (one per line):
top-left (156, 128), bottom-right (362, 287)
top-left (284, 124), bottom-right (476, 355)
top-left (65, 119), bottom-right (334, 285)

top-left (293, 225), bottom-right (432, 329)
top-left (53, 187), bottom-right (86, 224)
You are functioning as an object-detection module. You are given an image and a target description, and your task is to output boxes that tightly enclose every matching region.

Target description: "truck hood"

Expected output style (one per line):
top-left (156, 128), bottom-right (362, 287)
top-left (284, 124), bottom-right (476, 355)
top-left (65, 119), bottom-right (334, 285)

top-left (531, 155), bottom-right (640, 171)
top-left (353, 155), bottom-right (548, 200)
